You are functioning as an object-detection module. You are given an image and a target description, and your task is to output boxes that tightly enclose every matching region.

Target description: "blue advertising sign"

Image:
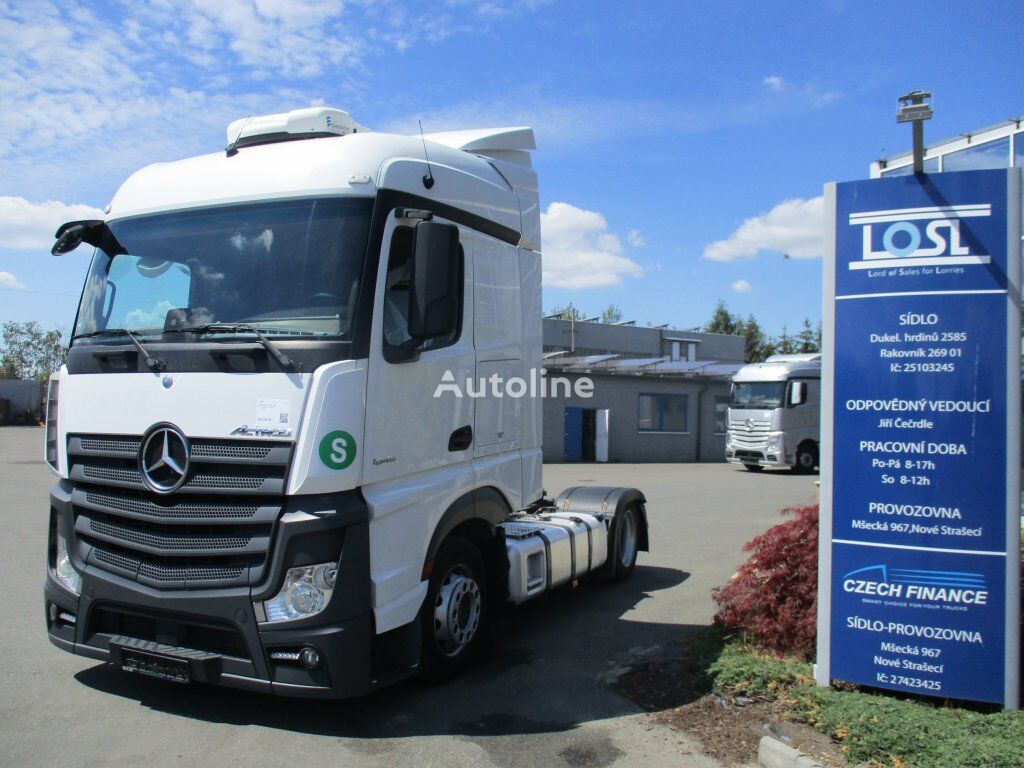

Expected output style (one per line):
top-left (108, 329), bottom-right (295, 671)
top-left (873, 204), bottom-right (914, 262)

top-left (818, 169), bottom-right (1021, 707)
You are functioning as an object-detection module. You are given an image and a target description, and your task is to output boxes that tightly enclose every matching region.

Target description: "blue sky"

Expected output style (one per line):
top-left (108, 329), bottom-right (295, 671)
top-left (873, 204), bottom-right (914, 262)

top-left (1, 0), bottom-right (1022, 337)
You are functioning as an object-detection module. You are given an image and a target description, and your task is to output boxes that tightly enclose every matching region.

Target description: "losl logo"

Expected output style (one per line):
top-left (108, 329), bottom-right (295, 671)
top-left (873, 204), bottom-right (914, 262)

top-left (848, 204), bottom-right (991, 270)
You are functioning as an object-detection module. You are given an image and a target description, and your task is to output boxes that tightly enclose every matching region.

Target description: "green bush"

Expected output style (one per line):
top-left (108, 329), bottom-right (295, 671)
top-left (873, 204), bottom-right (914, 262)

top-left (709, 640), bottom-right (1024, 768)
top-left (708, 641), bottom-right (812, 699)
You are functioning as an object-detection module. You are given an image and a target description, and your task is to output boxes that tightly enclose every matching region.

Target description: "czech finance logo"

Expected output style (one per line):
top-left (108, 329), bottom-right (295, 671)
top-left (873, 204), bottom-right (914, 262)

top-left (139, 423), bottom-right (190, 494)
top-left (848, 204), bottom-right (991, 270)
top-left (318, 430), bottom-right (357, 470)
top-left (841, 564), bottom-right (988, 606)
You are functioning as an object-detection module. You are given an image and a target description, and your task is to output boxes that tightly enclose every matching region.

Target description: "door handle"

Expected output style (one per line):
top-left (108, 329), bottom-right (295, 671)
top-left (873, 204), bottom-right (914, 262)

top-left (448, 425), bottom-right (473, 452)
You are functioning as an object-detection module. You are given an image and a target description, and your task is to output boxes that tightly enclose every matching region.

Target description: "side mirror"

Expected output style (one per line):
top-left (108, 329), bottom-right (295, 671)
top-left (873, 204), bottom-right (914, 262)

top-left (789, 381), bottom-right (807, 406)
top-left (51, 219), bottom-right (116, 255)
top-left (408, 221), bottom-right (460, 340)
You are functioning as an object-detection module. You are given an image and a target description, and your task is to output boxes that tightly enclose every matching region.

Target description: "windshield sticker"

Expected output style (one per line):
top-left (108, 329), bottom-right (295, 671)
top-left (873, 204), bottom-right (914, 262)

top-left (319, 430), bottom-right (357, 470)
top-left (255, 398), bottom-right (291, 429)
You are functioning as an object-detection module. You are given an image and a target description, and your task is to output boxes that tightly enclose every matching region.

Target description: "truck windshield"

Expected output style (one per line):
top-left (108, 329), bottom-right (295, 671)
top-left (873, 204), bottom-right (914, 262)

top-left (731, 381), bottom-right (787, 409)
top-left (73, 197), bottom-right (373, 340)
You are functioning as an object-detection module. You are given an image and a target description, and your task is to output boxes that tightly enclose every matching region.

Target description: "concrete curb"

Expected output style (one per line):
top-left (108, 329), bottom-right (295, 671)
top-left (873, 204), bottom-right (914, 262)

top-left (757, 735), bottom-right (825, 768)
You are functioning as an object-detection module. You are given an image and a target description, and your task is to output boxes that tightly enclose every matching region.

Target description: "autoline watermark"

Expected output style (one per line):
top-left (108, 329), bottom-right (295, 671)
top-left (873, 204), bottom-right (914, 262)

top-left (434, 368), bottom-right (593, 399)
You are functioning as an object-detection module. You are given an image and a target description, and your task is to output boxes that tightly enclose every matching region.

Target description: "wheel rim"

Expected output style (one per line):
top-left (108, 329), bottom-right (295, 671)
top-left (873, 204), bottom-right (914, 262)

top-left (433, 565), bottom-right (482, 657)
top-left (617, 508), bottom-right (638, 568)
top-left (799, 450), bottom-right (814, 468)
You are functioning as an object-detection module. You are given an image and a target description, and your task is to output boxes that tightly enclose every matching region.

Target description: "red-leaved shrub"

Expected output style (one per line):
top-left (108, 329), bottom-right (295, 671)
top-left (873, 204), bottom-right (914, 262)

top-left (712, 504), bottom-right (818, 658)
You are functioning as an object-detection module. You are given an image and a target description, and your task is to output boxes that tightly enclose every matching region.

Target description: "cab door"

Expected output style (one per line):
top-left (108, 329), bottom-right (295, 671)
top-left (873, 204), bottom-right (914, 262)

top-left (362, 211), bottom-right (475, 486)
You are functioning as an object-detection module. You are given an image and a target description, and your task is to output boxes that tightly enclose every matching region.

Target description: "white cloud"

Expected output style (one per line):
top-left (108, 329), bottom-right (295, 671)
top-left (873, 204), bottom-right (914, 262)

top-left (626, 229), bottom-right (646, 248)
top-left (731, 279), bottom-right (752, 293)
top-left (703, 196), bottom-right (824, 262)
top-left (0, 1), bottom-right (545, 202)
top-left (0, 197), bottom-right (106, 249)
top-left (540, 202), bottom-right (643, 289)
top-left (763, 75), bottom-right (785, 91)
top-left (0, 271), bottom-right (27, 290)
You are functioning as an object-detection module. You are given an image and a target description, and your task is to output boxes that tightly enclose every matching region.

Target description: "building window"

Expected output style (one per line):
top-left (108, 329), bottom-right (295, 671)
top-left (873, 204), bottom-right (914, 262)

top-left (943, 137), bottom-right (1010, 172)
top-left (881, 157), bottom-right (938, 176)
top-left (715, 396), bottom-right (730, 434)
top-left (638, 393), bottom-right (688, 433)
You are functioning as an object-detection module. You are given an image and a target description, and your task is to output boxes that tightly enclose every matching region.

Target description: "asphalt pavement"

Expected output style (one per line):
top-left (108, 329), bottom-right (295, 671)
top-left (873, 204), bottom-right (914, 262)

top-left (0, 426), bottom-right (818, 768)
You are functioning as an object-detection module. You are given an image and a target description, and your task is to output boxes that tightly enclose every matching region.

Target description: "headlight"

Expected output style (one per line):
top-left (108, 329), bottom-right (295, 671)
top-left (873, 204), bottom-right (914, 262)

top-left (725, 432), bottom-right (733, 447)
top-left (53, 520), bottom-right (81, 595)
top-left (766, 435), bottom-right (782, 451)
top-left (262, 563), bottom-right (337, 622)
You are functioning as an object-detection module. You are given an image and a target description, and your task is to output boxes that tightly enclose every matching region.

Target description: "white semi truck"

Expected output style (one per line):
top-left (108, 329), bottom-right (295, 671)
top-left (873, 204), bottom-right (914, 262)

top-left (42, 107), bottom-right (649, 698)
top-left (725, 353), bottom-right (821, 472)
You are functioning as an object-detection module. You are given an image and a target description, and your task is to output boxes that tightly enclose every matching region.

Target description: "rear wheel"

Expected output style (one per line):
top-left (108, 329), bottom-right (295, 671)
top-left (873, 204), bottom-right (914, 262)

top-left (418, 536), bottom-right (488, 681)
top-left (598, 504), bottom-right (640, 582)
top-left (743, 463), bottom-right (763, 472)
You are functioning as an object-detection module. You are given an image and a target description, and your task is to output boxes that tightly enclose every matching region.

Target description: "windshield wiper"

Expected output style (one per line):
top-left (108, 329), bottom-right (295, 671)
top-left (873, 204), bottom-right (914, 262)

top-left (72, 328), bottom-right (167, 372)
top-left (168, 323), bottom-right (301, 371)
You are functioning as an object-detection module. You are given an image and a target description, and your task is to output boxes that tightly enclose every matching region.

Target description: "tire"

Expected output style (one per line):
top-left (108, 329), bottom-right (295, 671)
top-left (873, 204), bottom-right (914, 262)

top-left (418, 536), bottom-right (488, 682)
top-left (599, 503), bottom-right (640, 582)
top-left (793, 443), bottom-right (818, 473)
top-left (743, 463), bottom-right (763, 472)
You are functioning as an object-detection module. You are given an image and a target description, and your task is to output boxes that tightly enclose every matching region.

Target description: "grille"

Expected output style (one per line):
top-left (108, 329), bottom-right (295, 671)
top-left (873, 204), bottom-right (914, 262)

top-left (191, 442), bottom-right (272, 460)
top-left (67, 432), bottom-right (292, 589)
top-left (88, 518), bottom-right (252, 552)
top-left (80, 437), bottom-right (141, 454)
top-left (84, 491), bottom-right (259, 520)
top-left (729, 417), bottom-right (772, 449)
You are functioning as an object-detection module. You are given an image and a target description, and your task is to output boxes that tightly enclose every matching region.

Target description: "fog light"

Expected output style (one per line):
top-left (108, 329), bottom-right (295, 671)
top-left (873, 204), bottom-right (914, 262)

top-left (299, 647), bottom-right (321, 669)
top-left (262, 562), bottom-right (337, 622)
top-left (48, 603), bottom-right (59, 623)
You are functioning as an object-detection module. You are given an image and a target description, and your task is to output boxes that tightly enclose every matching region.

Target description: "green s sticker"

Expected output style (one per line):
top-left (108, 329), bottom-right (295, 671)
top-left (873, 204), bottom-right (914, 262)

top-left (318, 430), bottom-right (357, 470)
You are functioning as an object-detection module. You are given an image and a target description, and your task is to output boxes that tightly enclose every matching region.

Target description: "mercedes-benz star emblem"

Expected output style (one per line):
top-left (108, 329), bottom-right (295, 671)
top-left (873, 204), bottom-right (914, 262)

top-left (745, 417), bottom-right (755, 429)
top-left (139, 424), bottom-right (190, 494)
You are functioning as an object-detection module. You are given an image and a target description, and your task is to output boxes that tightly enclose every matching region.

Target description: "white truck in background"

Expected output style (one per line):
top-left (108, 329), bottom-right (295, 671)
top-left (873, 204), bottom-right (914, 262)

top-left (725, 353), bottom-right (821, 472)
top-left (42, 107), bottom-right (649, 698)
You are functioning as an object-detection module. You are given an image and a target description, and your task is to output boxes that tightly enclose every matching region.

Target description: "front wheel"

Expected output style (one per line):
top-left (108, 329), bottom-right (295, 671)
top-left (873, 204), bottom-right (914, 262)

top-left (418, 536), bottom-right (488, 682)
top-left (793, 443), bottom-right (818, 473)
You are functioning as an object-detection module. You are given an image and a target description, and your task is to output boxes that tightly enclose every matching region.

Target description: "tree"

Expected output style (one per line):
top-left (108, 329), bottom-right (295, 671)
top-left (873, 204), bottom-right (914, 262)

top-left (796, 318), bottom-right (818, 354)
top-left (0, 322), bottom-right (67, 380)
top-left (740, 314), bottom-right (768, 363)
top-left (546, 302), bottom-right (585, 321)
top-left (599, 304), bottom-right (623, 324)
top-left (774, 325), bottom-right (797, 355)
top-left (704, 300), bottom-right (742, 336)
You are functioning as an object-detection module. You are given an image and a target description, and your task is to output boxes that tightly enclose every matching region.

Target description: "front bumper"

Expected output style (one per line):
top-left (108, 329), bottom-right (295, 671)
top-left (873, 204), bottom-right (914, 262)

top-left (725, 441), bottom-right (790, 468)
top-left (44, 483), bottom-right (385, 699)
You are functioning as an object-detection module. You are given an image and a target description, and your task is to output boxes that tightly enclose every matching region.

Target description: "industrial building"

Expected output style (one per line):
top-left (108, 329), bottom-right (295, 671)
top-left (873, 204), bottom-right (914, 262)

top-left (870, 117), bottom-right (1023, 179)
top-left (540, 318), bottom-right (745, 462)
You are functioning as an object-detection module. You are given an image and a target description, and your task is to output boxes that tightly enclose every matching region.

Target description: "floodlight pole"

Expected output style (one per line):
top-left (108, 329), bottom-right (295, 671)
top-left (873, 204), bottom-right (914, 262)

top-left (897, 90), bottom-right (933, 175)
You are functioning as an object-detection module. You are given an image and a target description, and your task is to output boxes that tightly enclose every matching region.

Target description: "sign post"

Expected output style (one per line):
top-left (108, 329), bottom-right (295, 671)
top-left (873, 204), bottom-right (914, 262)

top-left (818, 168), bottom-right (1021, 708)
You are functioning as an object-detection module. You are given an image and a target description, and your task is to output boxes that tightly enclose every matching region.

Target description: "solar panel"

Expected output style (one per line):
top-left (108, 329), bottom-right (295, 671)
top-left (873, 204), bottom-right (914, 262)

top-left (605, 356), bottom-right (667, 368)
top-left (648, 360), bottom-right (715, 373)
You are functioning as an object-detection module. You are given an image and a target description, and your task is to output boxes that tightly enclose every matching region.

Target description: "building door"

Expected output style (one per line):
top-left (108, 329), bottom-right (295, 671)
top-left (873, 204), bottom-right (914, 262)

top-left (595, 408), bottom-right (609, 462)
top-left (564, 407), bottom-right (583, 461)
top-left (581, 408), bottom-right (597, 461)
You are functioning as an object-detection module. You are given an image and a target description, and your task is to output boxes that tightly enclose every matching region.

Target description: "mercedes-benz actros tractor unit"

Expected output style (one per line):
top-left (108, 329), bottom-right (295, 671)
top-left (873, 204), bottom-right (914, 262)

top-left (42, 107), bottom-right (649, 698)
top-left (725, 353), bottom-right (821, 472)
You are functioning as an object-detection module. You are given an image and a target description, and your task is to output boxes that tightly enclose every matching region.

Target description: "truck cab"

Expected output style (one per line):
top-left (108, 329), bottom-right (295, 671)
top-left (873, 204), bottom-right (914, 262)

top-left (725, 353), bottom-right (821, 472)
top-left (42, 107), bottom-right (648, 698)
